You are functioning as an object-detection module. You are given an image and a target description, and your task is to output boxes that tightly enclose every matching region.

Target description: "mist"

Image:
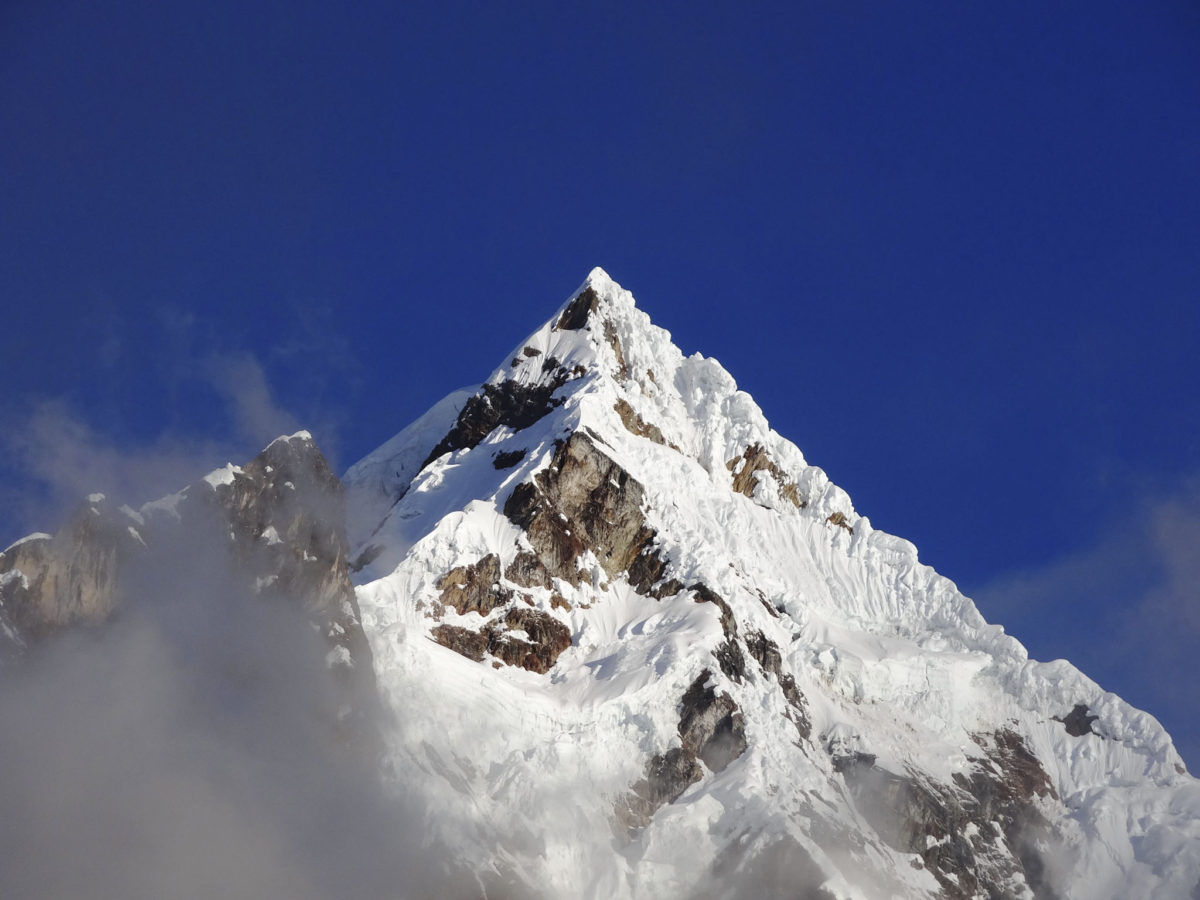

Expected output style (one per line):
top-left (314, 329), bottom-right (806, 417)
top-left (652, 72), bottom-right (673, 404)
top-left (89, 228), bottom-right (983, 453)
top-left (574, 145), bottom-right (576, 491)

top-left (0, 489), bottom-right (450, 900)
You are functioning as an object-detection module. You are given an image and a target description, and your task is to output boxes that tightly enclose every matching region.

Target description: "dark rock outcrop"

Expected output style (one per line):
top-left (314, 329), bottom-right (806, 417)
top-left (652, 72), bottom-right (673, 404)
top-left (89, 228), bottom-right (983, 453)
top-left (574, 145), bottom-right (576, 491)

top-left (492, 448), bottom-right (527, 470)
top-left (679, 670), bottom-right (748, 772)
top-left (437, 554), bottom-right (513, 617)
top-left (614, 747), bottom-right (704, 836)
top-left (833, 728), bottom-right (1060, 899)
top-left (726, 444), bottom-right (805, 510)
top-left (1054, 704), bottom-right (1099, 737)
top-left (503, 431), bottom-right (668, 592)
top-left (745, 629), bottom-right (811, 738)
top-left (691, 583), bottom-right (747, 682)
top-left (432, 607), bottom-right (571, 675)
top-left (617, 669), bottom-right (749, 835)
top-left (554, 286), bottom-right (600, 331)
top-left (423, 371), bottom-right (576, 469)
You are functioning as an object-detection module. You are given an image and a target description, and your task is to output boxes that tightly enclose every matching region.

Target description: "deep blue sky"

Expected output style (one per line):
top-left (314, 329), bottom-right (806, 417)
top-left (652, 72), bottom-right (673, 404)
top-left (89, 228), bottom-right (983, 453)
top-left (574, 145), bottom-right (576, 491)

top-left (3, 2), bottom-right (1198, 767)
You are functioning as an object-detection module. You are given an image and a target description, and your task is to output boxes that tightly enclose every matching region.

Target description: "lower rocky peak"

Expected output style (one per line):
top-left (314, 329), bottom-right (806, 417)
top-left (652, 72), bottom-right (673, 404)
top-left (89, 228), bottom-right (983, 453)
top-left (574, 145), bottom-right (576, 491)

top-left (0, 498), bottom-right (141, 644)
top-left (2, 432), bottom-right (379, 751)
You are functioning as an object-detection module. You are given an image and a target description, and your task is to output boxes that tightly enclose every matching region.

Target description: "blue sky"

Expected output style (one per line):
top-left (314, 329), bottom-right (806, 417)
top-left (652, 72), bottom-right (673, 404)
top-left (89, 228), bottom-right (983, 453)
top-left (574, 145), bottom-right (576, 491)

top-left (3, 2), bottom-right (1198, 767)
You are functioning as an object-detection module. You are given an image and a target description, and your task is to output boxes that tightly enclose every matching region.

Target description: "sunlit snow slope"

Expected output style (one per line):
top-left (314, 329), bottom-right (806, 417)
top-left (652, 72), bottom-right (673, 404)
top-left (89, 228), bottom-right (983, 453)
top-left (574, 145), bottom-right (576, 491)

top-left (344, 269), bottom-right (1200, 900)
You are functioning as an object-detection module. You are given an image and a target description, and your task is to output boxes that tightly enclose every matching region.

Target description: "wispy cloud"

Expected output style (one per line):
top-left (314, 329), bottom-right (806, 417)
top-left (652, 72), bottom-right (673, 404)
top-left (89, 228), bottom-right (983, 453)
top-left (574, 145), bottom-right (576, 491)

top-left (203, 352), bottom-right (303, 450)
top-left (0, 339), bottom-right (333, 545)
top-left (972, 478), bottom-right (1200, 770)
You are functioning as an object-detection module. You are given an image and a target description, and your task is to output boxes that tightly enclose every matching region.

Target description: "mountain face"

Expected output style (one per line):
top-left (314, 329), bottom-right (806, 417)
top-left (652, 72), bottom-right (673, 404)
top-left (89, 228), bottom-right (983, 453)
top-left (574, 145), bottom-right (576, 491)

top-left (3, 269), bottom-right (1199, 899)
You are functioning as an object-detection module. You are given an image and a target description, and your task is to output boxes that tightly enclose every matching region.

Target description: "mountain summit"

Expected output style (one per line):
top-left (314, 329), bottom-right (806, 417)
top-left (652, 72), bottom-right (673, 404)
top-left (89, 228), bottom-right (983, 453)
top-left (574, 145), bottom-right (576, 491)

top-left (340, 269), bottom-right (1199, 899)
top-left (3, 270), bottom-right (1198, 898)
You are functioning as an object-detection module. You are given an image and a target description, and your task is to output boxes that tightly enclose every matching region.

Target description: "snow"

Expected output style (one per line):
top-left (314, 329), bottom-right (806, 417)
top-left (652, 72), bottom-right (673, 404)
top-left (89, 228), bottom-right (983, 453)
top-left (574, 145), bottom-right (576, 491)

top-left (0, 569), bottom-right (30, 591)
top-left (201, 463), bottom-right (241, 488)
top-left (140, 489), bottom-right (187, 522)
top-left (262, 430), bottom-right (314, 453)
top-left (343, 386), bottom-right (475, 550)
top-left (86, 493), bottom-right (105, 504)
top-left (340, 270), bottom-right (1199, 899)
top-left (118, 504), bottom-right (144, 526)
top-left (1, 533), bottom-right (52, 555)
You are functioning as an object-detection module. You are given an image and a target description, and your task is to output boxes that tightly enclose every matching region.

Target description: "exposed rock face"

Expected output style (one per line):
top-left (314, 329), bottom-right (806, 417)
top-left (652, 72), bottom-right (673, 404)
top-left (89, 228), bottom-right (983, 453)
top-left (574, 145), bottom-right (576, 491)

top-left (602, 319), bottom-right (629, 380)
top-left (503, 431), bottom-right (667, 592)
top-left (432, 607), bottom-right (570, 674)
top-left (834, 728), bottom-right (1060, 899)
top-left (679, 669), bottom-right (749, 772)
top-left (492, 448), bottom-right (527, 470)
top-left (554, 285), bottom-right (600, 330)
top-left (422, 373), bottom-right (574, 469)
top-left (726, 443), bottom-right (805, 510)
top-left (618, 669), bottom-right (749, 835)
top-left (504, 551), bottom-right (552, 590)
top-left (437, 554), bottom-right (513, 616)
top-left (615, 747), bottom-right (704, 836)
top-left (614, 398), bottom-right (672, 448)
top-left (745, 629), bottom-right (811, 738)
top-left (687, 584), bottom-right (810, 739)
top-left (493, 607), bottom-right (572, 673)
top-left (826, 511), bottom-right (852, 533)
top-left (691, 582), bottom-right (748, 682)
top-left (0, 497), bottom-right (140, 645)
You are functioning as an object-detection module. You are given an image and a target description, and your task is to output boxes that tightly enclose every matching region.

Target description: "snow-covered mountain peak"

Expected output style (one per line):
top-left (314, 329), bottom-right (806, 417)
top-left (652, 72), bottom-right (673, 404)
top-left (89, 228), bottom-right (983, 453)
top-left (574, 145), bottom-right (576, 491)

top-left (3, 269), bottom-right (1199, 898)
top-left (340, 270), bottom-right (1200, 899)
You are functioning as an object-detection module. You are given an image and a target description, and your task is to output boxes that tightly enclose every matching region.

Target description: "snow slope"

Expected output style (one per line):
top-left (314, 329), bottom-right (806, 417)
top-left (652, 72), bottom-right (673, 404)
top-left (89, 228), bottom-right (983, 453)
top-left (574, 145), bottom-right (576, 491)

top-left (345, 268), bottom-right (1200, 899)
